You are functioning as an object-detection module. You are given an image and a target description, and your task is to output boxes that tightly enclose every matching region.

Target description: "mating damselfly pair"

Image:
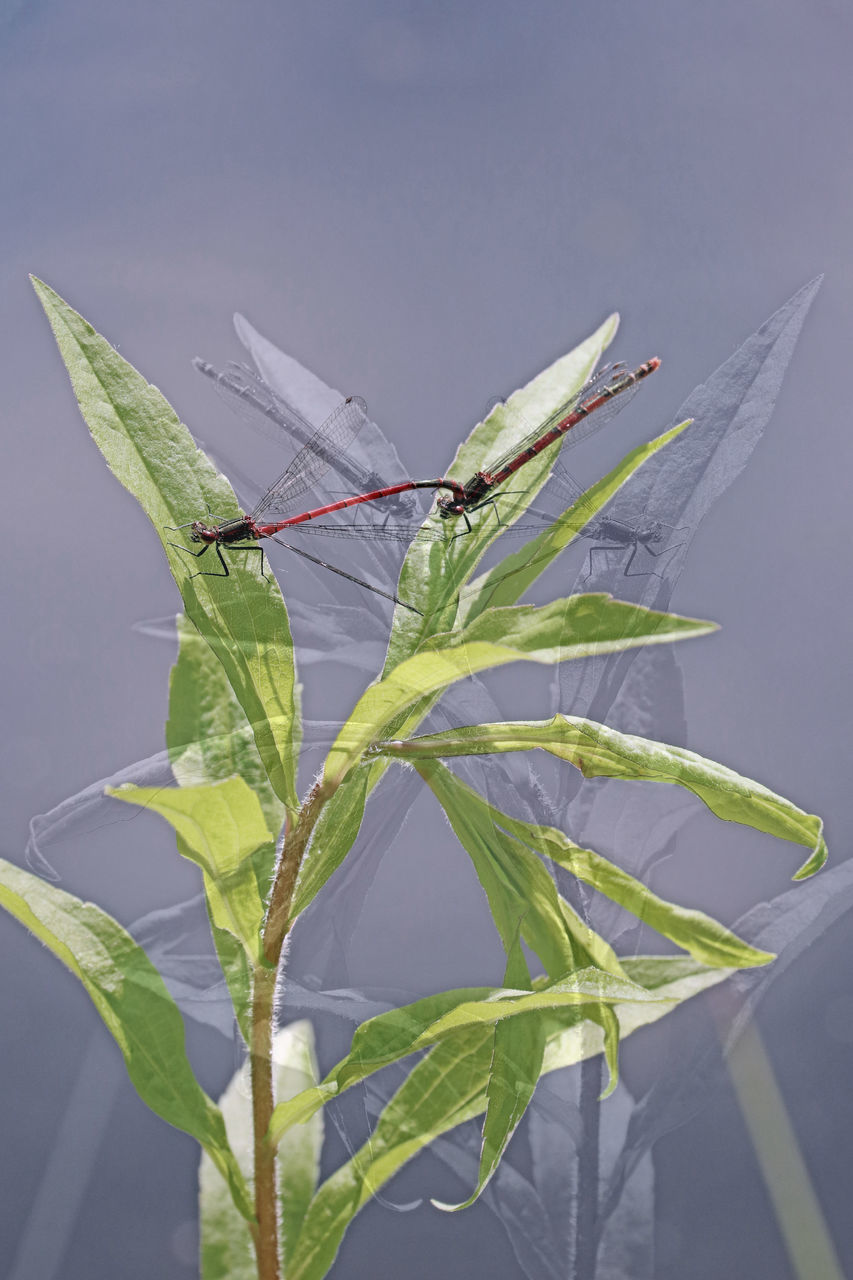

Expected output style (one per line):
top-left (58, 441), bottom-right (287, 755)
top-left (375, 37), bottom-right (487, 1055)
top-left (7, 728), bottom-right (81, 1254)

top-left (171, 357), bottom-right (665, 613)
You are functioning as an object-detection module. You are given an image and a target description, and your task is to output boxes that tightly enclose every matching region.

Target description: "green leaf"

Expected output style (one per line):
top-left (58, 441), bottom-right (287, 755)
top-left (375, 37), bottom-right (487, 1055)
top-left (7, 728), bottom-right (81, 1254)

top-left (0, 857), bottom-right (252, 1221)
top-left (460, 419), bottom-right (693, 622)
top-left (205, 923), bottom-right (254, 1046)
top-left (591, 1003), bottom-right (621, 1099)
top-left (436, 593), bottom-right (716, 660)
top-left (325, 596), bottom-right (715, 786)
top-left (267, 985), bottom-right (491, 1147)
top-left (32, 277), bottom-right (300, 816)
top-left (284, 1031), bottom-right (497, 1280)
top-left (168, 613), bottom-right (285, 838)
top-left (434, 932), bottom-right (547, 1211)
top-left (199, 1022), bottom-right (322, 1279)
top-left (284, 954), bottom-right (728, 1278)
top-left (414, 755), bottom-right (625, 979)
top-left (276, 1026), bottom-right (324, 1268)
top-left (268, 969), bottom-right (667, 1151)
top-left (380, 714), bottom-right (826, 881)
top-left (385, 314), bottom-right (621, 665)
top-left (108, 778), bottom-right (273, 962)
top-left (411, 760), bottom-right (774, 969)
top-left (408, 968), bottom-right (669, 1035)
top-left (289, 764), bottom-right (374, 920)
top-left (543, 953), bottom-right (735, 1071)
top-left (167, 613), bottom-right (284, 1038)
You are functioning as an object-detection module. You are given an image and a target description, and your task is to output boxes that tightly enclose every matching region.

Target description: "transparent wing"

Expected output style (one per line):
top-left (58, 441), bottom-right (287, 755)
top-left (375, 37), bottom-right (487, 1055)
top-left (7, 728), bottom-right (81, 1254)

top-left (194, 358), bottom-right (320, 451)
top-left (250, 395), bottom-right (369, 519)
top-left (547, 461), bottom-right (598, 523)
top-left (288, 522), bottom-right (445, 543)
top-left (483, 361), bottom-right (649, 477)
top-left (196, 358), bottom-right (396, 502)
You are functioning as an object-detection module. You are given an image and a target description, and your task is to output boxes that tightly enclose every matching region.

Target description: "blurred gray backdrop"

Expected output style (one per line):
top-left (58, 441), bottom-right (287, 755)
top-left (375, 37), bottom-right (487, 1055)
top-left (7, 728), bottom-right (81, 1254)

top-left (1, 2), bottom-right (851, 1278)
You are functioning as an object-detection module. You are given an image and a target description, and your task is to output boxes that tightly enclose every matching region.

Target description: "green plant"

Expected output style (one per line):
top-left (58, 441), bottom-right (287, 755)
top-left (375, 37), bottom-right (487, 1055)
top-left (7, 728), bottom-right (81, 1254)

top-left (1, 279), bottom-right (826, 1280)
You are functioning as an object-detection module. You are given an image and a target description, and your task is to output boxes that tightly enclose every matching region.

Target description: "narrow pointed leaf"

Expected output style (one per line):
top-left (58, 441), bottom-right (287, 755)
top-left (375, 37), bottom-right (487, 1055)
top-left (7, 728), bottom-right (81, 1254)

top-left (32, 277), bottom-right (300, 815)
top-left (461, 419), bottom-right (692, 622)
top-left (289, 764), bottom-right (375, 920)
top-left (168, 613), bottom-right (285, 836)
top-left (286, 954), bottom-right (730, 1278)
top-left (268, 969), bottom-right (667, 1151)
top-left (326, 597), bottom-right (714, 785)
top-left (540, 955), bottom-right (737, 1078)
top-left (0, 857), bottom-right (252, 1220)
top-left (414, 755), bottom-right (624, 979)
top-left (108, 779), bottom-right (273, 960)
top-left (410, 970), bottom-right (667, 1044)
top-left (166, 613), bottom-right (284, 1038)
top-left (379, 715), bottom-right (826, 880)
top-left (434, 933), bottom-right (547, 1212)
top-left (411, 761), bottom-right (774, 969)
top-left (387, 314), bottom-right (621, 663)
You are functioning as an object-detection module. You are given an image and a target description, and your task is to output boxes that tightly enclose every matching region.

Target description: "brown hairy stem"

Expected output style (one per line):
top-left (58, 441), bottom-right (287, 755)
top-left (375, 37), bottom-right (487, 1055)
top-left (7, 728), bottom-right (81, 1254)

top-left (249, 774), bottom-right (338, 1276)
top-left (262, 778), bottom-right (333, 967)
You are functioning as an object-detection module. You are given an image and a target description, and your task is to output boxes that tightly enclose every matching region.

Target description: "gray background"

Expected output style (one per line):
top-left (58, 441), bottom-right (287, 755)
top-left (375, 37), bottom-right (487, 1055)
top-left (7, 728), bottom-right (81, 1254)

top-left (1, 2), bottom-right (851, 1278)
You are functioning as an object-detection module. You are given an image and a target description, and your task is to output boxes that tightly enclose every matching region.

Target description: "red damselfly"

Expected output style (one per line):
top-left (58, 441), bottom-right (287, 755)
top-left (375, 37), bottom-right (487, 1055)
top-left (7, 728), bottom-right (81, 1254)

top-left (168, 393), bottom-right (450, 613)
top-left (194, 355), bottom-right (661, 542)
top-left (436, 358), bottom-right (661, 531)
top-left (173, 358), bottom-right (660, 610)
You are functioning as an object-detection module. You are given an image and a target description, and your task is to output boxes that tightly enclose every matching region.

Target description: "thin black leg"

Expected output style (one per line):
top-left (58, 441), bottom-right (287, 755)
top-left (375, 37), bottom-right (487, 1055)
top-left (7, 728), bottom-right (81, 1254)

top-left (449, 510), bottom-right (475, 541)
top-left (169, 540), bottom-right (211, 563)
top-left (645, 538), bottom-right (686, 557)
top-left (584, 544), bottom-right (618, 578)
top-left (468, 495), bottom-right (503, 527)
top-left (622, 543), bottom-right (641, 577)
top-left (623, 538), bottom-right (685, 578)
top-left (169, 541), bottom-right (268, 580)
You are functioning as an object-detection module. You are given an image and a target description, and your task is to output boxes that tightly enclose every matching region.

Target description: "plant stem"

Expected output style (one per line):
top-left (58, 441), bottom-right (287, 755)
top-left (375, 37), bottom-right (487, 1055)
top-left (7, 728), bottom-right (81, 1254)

top-left (249, 778), bottom-right (335, 1279)
top-left (250, 961), bottom-right (280, 1280)
top-left (263, 778), bottom-right (332, 967)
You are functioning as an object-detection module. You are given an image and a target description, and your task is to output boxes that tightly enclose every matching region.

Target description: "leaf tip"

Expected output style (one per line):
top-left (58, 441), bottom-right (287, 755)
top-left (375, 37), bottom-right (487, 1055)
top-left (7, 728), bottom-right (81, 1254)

top-left (792, 833), bottom-right (828, 880)
top-left (430, 1195), bottom-right (475, 1213)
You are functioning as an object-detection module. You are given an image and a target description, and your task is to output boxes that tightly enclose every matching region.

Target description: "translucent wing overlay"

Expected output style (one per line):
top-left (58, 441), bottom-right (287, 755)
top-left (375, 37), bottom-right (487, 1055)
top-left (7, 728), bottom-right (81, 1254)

top-left (250, 394), bottom-right (369, 519)
top-left (481, 362), bottom-right (643, 477)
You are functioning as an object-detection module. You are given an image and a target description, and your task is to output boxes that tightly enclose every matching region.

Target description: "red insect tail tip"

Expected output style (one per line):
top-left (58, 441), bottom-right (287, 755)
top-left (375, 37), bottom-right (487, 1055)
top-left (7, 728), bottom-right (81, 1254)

top-left (647, 357), bottom-right (662, 372)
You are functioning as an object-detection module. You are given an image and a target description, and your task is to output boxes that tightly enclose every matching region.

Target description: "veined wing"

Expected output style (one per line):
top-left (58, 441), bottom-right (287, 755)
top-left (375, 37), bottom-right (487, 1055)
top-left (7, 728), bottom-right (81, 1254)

top-left (482, 361), bottom-right (651, 478)
top-left (250, 395), bottom-right (369, 518)
top-left (195, 358), bottom-right (390, 498)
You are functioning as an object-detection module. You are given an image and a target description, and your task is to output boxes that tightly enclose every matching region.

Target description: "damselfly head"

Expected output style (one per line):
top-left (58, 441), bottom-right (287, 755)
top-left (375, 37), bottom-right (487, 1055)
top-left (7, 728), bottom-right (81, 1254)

top-left (437, 496), bottom-right (463, 519)
top-left (189, 521), bottom-right (211, 544)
